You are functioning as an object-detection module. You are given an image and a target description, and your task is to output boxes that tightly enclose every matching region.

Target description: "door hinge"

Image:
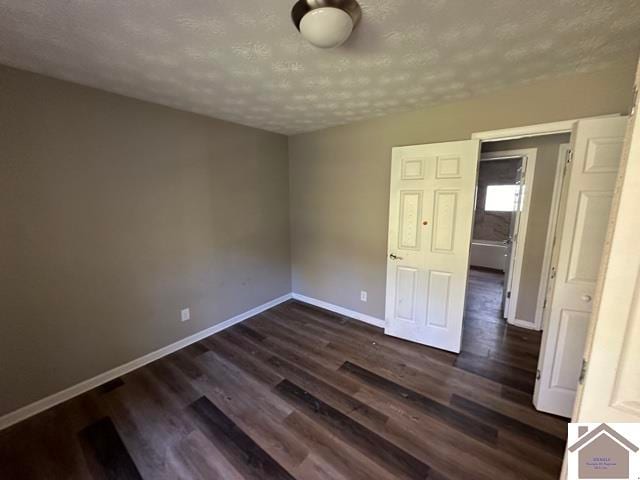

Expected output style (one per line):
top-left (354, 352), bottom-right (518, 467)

top-left (506, 291), bottom-right (511, 299)
top-left (536, 369), bottom-right (541, 380)
top-left (631, 86), bottom-right (638, 117)
top-left (579, 359), bottom-right (588, 385)
top-left (543, 298), bottom-right (547, 309)
top-left (550, 266), bottom-right (557, 279)
top-left (566, 149), bottom-right (574, 164)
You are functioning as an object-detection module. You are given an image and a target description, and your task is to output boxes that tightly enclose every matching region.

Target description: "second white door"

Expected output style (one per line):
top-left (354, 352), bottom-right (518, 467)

top-left (534, 116), bottom-right (628, 417)
top-left (385, 140), bottom-right (480, 353)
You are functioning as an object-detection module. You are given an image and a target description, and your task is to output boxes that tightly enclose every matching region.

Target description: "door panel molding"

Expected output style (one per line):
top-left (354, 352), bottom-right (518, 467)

top-left (550, 309), bottom-right (590, 392)
top-left (394, 266), bottom-right (418, 323)
top-left (401, 157), bottom-right (425, 180)
top-left (583, 137), bottom-right (624, 174)
top-left (398, 191), bottom-right (423, 250)
top-left (426, 270), bottom-right (452, 328)
top-left (436, 155), bottom-right (462, 179)
top-left (566, 191), bottom-right (613, 284)
top-left (431, 190), bottom-right (458, 254)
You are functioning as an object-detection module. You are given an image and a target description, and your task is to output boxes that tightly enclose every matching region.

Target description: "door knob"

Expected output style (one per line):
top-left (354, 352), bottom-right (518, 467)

top-left (581, 294), bottom-right (592, 303)
top-left (389, 253), bottom-right (403, 260)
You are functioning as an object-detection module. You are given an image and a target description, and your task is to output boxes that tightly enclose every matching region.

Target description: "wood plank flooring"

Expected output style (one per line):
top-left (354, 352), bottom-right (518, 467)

top-left (0, 268), bottom-right (568, 479)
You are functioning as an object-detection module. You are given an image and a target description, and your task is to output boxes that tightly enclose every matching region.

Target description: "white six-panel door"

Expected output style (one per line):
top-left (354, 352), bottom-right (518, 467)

top-left (534, 116), bottom-right (628, 417)
top-left (574, 69), bottom-right (639, 423)
top-left (385, 140), bottom-right (480, 353)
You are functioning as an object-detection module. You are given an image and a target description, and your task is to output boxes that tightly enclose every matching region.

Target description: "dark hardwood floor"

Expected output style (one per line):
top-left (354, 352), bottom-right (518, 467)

top-left (0, 268), bottom-right (567, 479)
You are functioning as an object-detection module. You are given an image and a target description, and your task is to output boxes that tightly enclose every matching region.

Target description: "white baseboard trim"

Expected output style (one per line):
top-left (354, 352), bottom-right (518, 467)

top-left (0, 293), bottom-right (293, 432)
top-left (509, 318), bottom-right (540, 331)
top-left (292, 293), bottom-right (386, 329)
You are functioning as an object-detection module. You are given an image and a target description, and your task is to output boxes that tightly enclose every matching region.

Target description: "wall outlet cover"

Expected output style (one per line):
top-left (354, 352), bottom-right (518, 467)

top-left (181, 308), bottom-right (190, 322)
top-left (360, 291), bottom-right (368, 302)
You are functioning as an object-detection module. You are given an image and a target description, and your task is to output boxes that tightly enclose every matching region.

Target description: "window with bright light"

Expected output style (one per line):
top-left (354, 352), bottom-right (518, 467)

top-left (485, 185), bottom-right (520, 212)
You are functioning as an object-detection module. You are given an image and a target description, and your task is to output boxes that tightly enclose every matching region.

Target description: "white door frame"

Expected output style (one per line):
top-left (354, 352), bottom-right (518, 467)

top-left (478, 149), bottom-right (537, 328)
top-left (535, 143), bottom-right (571, 331)
top-left (471, 115), bottom-right (619, 142)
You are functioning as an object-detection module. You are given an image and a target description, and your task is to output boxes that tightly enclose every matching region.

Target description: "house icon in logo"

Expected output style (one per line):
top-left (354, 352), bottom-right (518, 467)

top-left (569, 424), bottom-right (639, 479)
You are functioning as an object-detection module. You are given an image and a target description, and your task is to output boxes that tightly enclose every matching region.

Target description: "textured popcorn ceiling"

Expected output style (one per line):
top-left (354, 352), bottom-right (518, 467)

top-left (0, 1), bottom-right (639, 135)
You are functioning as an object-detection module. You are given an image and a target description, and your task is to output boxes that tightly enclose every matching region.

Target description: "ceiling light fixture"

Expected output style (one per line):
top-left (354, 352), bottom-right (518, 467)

top-left (291, 0), bottom-right (362, 49)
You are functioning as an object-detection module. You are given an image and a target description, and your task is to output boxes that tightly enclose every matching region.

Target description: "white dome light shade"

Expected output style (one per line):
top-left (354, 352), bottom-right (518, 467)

top-left (299, 7), bottom-right (354, 49)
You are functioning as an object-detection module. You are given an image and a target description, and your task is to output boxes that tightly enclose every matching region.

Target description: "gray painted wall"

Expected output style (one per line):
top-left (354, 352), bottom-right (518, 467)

top-left (0, 65), bottom-right (291, 416)
top-left (289, 60), bottom-right (636, 322)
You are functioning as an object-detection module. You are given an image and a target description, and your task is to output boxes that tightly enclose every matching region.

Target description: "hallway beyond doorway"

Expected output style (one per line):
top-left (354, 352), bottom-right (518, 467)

top-left (460, 268), bottom-right (545, 394)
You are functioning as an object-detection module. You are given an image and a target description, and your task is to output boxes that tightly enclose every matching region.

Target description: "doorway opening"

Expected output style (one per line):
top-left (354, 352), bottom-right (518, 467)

top-left (461, 133), bottom-right (571, 403)
top-left (469, 153), bottom-right (524, 320)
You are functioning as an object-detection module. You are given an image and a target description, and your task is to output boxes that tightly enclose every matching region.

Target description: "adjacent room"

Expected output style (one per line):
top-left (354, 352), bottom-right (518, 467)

top-left (1, 1), bottom-right (640, 479)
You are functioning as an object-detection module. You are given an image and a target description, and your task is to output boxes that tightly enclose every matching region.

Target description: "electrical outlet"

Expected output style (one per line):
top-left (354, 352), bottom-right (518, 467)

top-left (360, 291), bottom-right (368, 302)
top-left (180, 308), bottom-right (190, 322)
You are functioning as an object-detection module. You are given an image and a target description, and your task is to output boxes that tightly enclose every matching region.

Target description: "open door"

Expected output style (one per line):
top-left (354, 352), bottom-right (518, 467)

top-left (385, 140), bottom-right (480, 353)
top-left (502, 163), bottom-right (525, 319)
top-left (562, 64), bottom-right (640, 480)
top-left (573, 71), bottom-right (639, 424)
top-left (534, 116), bottom-right (628, 417)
